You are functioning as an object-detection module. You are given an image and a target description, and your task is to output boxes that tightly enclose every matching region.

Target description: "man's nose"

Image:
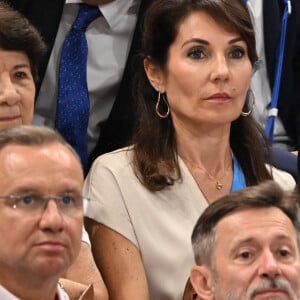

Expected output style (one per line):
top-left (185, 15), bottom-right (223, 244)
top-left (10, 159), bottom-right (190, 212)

top-left (0, 74), bottom-right (21, 105)
top-left (39, 200), bottom-right (64, 233)
top-left (258, 250), bottom-right (282, 279)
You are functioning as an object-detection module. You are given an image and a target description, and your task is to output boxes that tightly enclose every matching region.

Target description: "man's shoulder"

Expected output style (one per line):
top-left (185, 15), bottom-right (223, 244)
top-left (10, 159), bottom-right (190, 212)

top-left (6, 0), bottom-right (64, 12)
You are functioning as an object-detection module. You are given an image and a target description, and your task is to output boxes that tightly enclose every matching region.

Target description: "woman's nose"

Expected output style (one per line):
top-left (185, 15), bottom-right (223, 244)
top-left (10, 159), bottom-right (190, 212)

top-left (209, 54), bottom-right (230, 82)
top-left (0, 74), bottom-right (21, 105)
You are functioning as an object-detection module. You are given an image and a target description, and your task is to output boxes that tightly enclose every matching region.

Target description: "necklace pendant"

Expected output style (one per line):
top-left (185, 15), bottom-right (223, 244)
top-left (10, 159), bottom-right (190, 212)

top-left (216, 182), bottom-right (223, 190)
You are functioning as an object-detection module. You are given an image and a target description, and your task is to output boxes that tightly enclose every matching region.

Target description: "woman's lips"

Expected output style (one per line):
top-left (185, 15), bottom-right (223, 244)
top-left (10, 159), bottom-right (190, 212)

top-left (0, 115), bottom-right (21, 122)
top-left (206, 93), bottom-right (231, 103)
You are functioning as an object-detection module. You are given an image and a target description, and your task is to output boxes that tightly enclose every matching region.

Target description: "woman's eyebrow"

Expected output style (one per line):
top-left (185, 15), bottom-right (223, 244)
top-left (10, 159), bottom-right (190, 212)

top-left (181, 38), bottom-right (209, 48)
top-left (13, 64), bottom-right (31, 70)
top-left (181, 36), bottom-right (243, 48)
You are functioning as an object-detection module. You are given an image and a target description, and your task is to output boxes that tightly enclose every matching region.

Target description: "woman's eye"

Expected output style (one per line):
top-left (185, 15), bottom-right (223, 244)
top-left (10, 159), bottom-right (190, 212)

top-left (229, 47), bottom-right (245, 59)
top-left (14, 71), bottom-right (28, 79)
top-left (187, 48), bottom-right (206, 59)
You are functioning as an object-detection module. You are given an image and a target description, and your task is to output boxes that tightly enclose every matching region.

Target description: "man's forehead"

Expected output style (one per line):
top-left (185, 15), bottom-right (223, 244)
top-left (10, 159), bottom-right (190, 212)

top-left (215, 207), bottom-right (297, 245)
top-left (0, 143), bottom-right (83, 185)
top-left (0, 143), bottom-right (75, 164)
top-left (217, 207), bottom-right (290, 225)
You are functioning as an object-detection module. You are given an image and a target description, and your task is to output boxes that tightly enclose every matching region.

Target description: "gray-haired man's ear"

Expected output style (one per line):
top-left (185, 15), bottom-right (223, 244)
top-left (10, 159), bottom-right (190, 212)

top-left (190, 265), bottom-right (215, 300)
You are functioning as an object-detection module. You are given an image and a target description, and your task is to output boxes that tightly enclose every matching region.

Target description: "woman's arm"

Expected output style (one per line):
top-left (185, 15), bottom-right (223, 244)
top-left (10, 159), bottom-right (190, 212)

top-left (61, 241), bottom-right (109, 300)
top-left (85, 217), bottom-right (150, 300)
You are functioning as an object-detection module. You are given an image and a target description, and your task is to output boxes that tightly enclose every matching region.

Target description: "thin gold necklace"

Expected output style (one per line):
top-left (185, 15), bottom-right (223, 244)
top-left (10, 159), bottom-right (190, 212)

top-left (182, 155), bottom-right (232, 190)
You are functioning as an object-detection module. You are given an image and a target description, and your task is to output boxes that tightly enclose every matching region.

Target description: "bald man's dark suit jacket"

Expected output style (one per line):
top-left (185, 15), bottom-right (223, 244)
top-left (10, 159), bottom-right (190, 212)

top-left (264, 0), bottom-right (300, 149)
top-left (7, 0), bottom-right (152, 169)
top-left (262, 0), bottom-right (300, 180)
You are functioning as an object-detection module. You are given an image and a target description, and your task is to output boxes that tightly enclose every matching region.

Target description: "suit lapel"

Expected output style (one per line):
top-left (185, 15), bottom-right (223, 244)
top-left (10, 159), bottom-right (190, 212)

top-left (27, 0), bottom-right (65, 92)
top-left (263, 0), bottom-right (282, 87)
top-left (7, 0), bottom-right (65, 92)
top-left (89, 0), bottom-right (153, 160)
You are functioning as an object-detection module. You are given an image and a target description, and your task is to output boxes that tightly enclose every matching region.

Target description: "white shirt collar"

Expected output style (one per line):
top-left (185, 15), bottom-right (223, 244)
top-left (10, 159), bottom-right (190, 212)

top-left (65, 0), bottom-right (138, 28)
top-left (0, 285), bottom-right (69, 300)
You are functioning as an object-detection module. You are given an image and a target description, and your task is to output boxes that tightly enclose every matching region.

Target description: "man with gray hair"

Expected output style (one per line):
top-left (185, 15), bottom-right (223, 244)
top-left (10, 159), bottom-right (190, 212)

top-left (0, 125), bottom-right (84, 300)
top-left (188, 180), bottom-right (300, 300)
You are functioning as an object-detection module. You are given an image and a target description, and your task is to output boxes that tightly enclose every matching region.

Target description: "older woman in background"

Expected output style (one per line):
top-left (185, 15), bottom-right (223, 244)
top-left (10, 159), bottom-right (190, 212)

top-left (84, 0), bottom-right (295, 299)
top-left (0, 3), bottom-right (107, 299)
top-left (0, 3), bottom-right (44, 130)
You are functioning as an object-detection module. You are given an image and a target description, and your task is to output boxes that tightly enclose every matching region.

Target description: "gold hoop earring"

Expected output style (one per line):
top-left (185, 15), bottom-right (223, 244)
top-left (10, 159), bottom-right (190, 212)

top-left (156, 91), bottom-right (170, 118)
top-left (241, 89), bottom-right (256, 116)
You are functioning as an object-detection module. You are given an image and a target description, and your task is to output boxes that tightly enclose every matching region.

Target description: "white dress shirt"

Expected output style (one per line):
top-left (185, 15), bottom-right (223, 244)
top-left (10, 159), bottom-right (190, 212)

top-left (0, 285), bottom-right (69, 300)
top-left (34, 0), bottom-right (140, 153)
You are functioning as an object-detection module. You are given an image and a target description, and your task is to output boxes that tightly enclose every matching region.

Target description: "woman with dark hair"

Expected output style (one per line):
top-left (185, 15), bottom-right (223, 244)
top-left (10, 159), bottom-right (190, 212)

top-left (84, 0), bottom-right (295, 299)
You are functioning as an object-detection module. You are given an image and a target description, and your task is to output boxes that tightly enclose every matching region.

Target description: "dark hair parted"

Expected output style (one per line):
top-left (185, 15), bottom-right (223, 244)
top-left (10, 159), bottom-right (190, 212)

top-left (191, 180), bottom-right (300, 265)
top-left (0, 1), bottom-right (46, 84)
top-left (132, 0), bottom-right (272, 191)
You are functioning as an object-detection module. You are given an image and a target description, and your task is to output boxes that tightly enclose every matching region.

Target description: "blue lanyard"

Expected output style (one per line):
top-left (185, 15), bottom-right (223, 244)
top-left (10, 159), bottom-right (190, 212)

top-left (265, 0), bottom-right (291, 143)
top-left (231, 154), bottom-right (246, 191)
top-left (244, 0), bottom-right (292, 143)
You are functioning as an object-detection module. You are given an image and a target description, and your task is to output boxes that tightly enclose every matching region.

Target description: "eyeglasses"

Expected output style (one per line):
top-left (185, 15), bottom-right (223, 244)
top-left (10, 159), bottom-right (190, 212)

top-left (0, 194), bottom-right (86, 217)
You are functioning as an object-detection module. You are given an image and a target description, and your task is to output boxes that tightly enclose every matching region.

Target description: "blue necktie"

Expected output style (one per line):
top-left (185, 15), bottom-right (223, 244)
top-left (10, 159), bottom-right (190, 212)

top-left (56, 4), bottom-right (100, 171)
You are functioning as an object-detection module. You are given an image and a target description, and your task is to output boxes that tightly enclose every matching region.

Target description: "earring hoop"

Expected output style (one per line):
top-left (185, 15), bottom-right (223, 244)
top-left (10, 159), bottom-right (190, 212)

top-left (241, 89), bottom-right (256, 116)
top-left (155, 91), bottom-right (170, 118)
